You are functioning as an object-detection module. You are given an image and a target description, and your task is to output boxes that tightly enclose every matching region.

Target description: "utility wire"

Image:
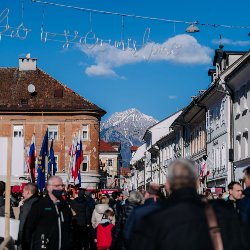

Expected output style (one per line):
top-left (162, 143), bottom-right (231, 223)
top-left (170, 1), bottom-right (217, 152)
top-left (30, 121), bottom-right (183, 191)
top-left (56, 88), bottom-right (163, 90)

top-left (31, 0), bottom-right (250, 29)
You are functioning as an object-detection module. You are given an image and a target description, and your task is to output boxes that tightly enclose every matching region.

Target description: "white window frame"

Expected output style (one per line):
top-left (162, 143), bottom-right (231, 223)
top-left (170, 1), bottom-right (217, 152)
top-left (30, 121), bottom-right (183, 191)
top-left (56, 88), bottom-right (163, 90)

top-left (107, 159), bottom-right (113, 167)
top-left (48, 125), bottom-right (58, 140)
top-left (82, 124), bottom-right (89, 141)
top-left (54, 155), bottom-right (58, 171)
top-left (236, 137), bottom-right (241, 160)
top-left (13, 125), bottom-right (23, 138)
top-left (243, 133), bottom-right (248, 158)
top-left (242, 85), bottom-right (248, 111)
top-left (235, 91), bottom-right (241, 116)
top-left (81, 155), bottom-right (89, 172)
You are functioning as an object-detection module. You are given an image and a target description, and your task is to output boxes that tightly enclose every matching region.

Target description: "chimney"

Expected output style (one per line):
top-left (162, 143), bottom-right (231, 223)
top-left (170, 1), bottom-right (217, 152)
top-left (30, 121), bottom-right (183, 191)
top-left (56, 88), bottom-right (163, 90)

top-left (19, 54), bottom-right (37, 71)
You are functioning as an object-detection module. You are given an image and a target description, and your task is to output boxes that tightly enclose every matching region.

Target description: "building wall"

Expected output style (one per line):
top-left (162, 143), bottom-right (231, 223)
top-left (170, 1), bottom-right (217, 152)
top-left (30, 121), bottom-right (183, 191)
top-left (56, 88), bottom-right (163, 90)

top-left (206, 95), bottom-right (231, 187)
top-left (0, 113), bottom-right (100, 187)
top-left (99, 152), bottom-right (119, 187)
top-left (184, 111), bottom-right (206, 162)
top-left (233, 80), bottom-right (250, 180)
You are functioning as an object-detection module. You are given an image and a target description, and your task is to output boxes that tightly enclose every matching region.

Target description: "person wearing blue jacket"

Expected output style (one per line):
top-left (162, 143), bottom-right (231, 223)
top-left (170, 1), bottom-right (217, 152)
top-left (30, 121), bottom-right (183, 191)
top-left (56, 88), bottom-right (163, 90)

top-left (123, 183), bottom-right (162, 247)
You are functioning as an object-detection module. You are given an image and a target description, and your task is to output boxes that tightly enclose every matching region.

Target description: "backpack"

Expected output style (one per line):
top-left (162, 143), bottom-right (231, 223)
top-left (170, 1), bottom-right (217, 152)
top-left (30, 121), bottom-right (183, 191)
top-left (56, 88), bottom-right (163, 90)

top-left (97, 223), bottom-right (114, 249)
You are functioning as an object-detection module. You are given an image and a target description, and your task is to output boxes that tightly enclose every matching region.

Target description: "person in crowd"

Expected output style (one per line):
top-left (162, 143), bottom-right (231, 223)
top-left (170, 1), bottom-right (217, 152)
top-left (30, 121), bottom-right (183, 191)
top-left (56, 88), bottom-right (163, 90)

top-left (70, 189), bottom-right (91, 250)
top-left (18, 183), bottom-right (39, 249)
top-left (240, 166), bottom-right (250, 225)
top-left (24, 176), bottom-right (72, 250)
top-left (124, 183), bottom-right (162, 247)
top-left (95, 210), bottom-right (115, 250)
top-left (109, 191), bottom-right (123, 220)
top-left (204, 189), bottom-right (214, 200)
top-left (0, 181), bottom-right (14, 218)
top-left (0, 181), bottom-right (6, 217)
top-left (226, 181), bottom-right (243, 214)
top-left (92, 196), bottom-right (115, 229)
top-left (112, 191), bottom-right (144, 250)
top-left (85, 191), bottom-right (96, 214)
top-left (130, 158), bottom-right (250, 250)
top-left (83, 191), bottom-right (97, 250)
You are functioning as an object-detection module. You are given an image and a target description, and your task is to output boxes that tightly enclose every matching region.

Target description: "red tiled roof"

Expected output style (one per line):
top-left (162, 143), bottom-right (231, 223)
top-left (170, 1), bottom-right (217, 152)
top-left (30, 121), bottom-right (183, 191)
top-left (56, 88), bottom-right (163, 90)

top-left (0, 67), bottom-right (106, 116)
top-left (100, 140), bottom-right (118, 153)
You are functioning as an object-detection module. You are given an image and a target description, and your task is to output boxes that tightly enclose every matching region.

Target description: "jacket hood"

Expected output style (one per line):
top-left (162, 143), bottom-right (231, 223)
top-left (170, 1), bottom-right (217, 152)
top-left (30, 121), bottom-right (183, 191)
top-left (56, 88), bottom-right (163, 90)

top-left (95, 204), bottom-right (111, 214)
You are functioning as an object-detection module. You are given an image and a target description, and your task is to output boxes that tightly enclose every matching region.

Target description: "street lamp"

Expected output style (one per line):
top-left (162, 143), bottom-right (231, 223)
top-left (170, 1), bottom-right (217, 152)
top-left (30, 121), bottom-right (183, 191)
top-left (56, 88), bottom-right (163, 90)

top-left (186, 24), bottom-right (200, 33)
top-left (99, 160), bottom-right (107, 189)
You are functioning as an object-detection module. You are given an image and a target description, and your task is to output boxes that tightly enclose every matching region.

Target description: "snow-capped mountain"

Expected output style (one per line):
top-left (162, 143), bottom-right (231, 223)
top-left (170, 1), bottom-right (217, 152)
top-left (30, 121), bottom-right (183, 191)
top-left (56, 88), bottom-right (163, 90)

top-left (101, 108), bottom-right (158, 165)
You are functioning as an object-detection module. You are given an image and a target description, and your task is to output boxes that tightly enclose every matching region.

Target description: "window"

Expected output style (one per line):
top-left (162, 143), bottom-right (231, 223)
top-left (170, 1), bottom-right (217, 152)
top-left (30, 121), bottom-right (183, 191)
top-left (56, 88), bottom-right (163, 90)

top-left (236, 137), bottom-right (241, 160)
top-left (48, 125), bottom-right (58, 140)
top-left (13, 125), bottom-right (23, 137)
top-left (206, 110), bottom-right (210, 130)
top-left (242, 85), bottom-right (248, 111)
top-left (221, 144), bottom-right (226, 169)
top-left (235, 91), bottom-right (241, 116)
top-left (220, 100), bottom-right (225, 126)
top-left (243, 133), bottom-right (248, 158)
top-left (82, 155), bottom-right (89, 171)
top-left (82, 125), bottom-right (89, 141)
top-left (54, 155), bottom-right (58, 170)
top-left (107, 159), bottom-right (113, 167)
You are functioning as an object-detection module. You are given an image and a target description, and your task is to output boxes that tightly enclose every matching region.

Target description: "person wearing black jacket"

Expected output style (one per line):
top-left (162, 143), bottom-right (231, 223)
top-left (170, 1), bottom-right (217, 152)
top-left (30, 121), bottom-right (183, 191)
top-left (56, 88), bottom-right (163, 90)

top-left (124, 184), bottom-right (162, 248)
top-left (70, 189), bottom-right (91, 250)
top-left (130, 159), bottom-right (250, 250)
top-left (18, 183), bottom-right (39, 249)
top-left (24, 176), bottom-right (72, 250)
top-left (225, 181), bottom-right (242, 215)
top-left (239, 166), bottom-right (250, 226)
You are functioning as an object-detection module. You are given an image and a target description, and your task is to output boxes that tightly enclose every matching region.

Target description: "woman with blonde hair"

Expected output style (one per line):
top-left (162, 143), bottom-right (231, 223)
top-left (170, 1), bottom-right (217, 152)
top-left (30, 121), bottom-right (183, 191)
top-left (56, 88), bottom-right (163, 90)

top-left (91, 196), bottom-right (115, 228)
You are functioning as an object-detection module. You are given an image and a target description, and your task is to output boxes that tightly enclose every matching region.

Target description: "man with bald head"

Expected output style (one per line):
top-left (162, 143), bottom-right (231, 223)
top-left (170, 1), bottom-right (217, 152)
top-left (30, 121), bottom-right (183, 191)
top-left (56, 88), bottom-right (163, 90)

top-left (130, 159), bottom-right (249, 250)
top-left (24, 176), bottom-right (72, 250)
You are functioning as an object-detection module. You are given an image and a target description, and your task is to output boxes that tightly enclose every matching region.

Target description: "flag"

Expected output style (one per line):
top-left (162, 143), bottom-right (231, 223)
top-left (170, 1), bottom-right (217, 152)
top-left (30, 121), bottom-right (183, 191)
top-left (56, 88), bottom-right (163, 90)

top-left (28, 134), bottom-right (36, 183)
top-left (201, 162), bottom-right (207, 177)
top-left (37, 129), bottom-right (48, 191)
top-left (72, 132), bottom-right (83, 186)
top-left (66, 137), bottom-right (76, 188)
top-left (48, 139), bottom-right (57, 177)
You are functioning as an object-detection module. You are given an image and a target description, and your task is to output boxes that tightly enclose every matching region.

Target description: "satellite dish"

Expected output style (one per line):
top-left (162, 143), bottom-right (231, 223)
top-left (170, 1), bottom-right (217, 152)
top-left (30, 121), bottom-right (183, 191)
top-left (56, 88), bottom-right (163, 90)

top-left (28, 84), bottom-right (36, 93)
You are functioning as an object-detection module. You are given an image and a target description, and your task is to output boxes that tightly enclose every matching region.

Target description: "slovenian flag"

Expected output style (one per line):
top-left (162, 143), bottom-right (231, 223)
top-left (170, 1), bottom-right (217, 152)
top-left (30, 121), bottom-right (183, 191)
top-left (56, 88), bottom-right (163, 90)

top-left (72, 133), bottom-right (83, 186)
top-left (29, 134), bottom-right (36, 183)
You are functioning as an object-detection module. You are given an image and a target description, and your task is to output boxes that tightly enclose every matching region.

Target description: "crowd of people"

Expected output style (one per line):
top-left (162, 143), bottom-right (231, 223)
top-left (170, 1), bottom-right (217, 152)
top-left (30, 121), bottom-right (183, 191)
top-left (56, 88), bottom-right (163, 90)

top-left (1, 159), bottom-right (250, 249)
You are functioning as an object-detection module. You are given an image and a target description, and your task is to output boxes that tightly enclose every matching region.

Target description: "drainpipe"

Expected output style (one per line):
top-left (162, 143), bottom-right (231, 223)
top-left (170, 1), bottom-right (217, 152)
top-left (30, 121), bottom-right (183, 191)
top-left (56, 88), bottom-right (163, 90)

top-left (221, 82), bottom-right (235, 181)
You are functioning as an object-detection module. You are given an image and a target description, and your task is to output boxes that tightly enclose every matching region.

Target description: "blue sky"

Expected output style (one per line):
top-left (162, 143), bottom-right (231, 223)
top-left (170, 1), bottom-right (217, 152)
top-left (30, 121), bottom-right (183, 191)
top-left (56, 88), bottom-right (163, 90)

top-left (1, 0), bottom-right (250, 121)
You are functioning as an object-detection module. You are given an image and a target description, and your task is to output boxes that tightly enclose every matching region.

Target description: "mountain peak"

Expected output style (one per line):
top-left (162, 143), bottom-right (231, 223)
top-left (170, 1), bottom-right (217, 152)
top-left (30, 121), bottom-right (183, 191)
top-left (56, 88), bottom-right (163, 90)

top-left (101, 108), bottom-right (158, 165)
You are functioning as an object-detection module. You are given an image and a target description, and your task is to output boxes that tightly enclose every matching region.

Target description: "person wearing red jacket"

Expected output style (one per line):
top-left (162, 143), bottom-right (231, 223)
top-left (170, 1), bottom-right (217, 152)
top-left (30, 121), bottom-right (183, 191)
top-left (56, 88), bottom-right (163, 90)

top-left (95, 210), bottom-right (115, 250)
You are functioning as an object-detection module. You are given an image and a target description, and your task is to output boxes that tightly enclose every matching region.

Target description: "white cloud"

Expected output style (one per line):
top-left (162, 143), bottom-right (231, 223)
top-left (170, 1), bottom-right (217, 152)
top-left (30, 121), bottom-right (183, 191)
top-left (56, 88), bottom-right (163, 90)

top-left (168, 95), bottom-right (177, 100)
top-left (85, 64), bottom-right (118, 77)
top-left (79, 34), bottom-right (212, 77)
top-left (212, 38), bottom-right (250, 47)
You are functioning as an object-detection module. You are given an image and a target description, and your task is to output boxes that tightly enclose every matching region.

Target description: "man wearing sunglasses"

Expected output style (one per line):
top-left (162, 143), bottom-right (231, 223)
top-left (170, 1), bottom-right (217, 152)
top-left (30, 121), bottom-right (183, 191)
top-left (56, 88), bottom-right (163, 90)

top-left (24, 176), bottom-right (72, 250)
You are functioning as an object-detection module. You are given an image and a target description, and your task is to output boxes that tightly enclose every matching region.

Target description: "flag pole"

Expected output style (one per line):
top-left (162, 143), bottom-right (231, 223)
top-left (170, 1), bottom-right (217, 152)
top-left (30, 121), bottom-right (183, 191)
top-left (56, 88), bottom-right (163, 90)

top-left (5, 137), bottom-right (12, 238)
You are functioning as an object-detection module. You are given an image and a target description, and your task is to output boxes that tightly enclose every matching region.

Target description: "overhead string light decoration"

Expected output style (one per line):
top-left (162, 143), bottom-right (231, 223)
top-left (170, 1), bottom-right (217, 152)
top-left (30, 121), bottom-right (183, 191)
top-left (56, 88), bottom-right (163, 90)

top-left (32, 0), bottom-right (250, 57)
top-left (36, 2), bottom-right (182, 59)
top-left (0, 1), bottom-right (31, 40)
